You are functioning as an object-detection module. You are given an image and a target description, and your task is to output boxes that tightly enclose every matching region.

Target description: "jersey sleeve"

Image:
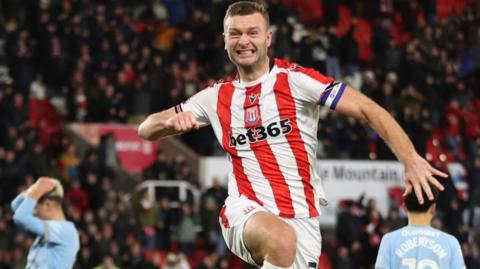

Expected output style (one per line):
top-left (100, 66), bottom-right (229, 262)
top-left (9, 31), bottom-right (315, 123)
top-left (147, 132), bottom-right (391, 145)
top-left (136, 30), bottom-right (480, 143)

top-left (450, 237), bottom-right (466, 269)
top-left (177, 86), bottom-right (215, 127)
top-left (44, 221), bottom-right (71, 244)
top-left (12, 196), bottom-right (46, 236)
top-left (288, 67), bottom-right (346, 110)
top-left (375, 233), bottom-right (391, 269)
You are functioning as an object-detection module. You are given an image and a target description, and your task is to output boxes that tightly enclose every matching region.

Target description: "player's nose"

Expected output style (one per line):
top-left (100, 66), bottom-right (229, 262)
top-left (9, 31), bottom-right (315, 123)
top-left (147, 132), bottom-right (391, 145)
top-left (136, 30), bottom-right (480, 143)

top-left (238, 33), bottom-right (250, 45)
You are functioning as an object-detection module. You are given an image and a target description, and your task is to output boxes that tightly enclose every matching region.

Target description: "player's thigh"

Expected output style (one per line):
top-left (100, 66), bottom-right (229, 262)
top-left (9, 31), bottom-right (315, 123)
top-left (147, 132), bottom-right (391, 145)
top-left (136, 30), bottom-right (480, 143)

top-left (283, 217), bottom-right (322, 269)
top-left (243, 211), bottom-right (297, 264)
top-left (219, 196), bottom-right (267, 266)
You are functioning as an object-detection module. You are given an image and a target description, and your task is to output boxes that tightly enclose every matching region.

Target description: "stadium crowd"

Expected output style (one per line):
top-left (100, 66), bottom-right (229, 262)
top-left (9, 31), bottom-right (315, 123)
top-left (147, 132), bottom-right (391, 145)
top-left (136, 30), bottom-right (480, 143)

top-left (0, 0), bottom-right (479, 268)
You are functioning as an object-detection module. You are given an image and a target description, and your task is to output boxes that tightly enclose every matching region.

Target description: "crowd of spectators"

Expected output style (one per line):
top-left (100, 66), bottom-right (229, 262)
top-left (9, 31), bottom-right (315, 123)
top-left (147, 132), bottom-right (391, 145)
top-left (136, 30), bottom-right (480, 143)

top-left (1, 0), bottom-right (480, 268)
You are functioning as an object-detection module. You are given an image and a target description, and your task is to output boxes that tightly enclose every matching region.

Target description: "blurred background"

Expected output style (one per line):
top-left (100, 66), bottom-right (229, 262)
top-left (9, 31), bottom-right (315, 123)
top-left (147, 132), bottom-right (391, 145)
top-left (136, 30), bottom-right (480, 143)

top-left (0, 0), bottom-right (479, 268)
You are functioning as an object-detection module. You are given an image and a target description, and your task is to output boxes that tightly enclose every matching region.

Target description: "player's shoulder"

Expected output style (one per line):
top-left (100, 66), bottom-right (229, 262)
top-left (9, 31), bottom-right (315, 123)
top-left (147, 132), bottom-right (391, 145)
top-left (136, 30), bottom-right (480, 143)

top-left (381, 227), bottom-right (409, 242)
top-left (382, 229), bottom-right (400, 241)
top-left (190, 79), bottom-right (229, 98)
top-left (274, 58), bottom-right (333, 84)
top-left (274, 58), bottom-right (304, 71)
top-left (210, 75), bottom-right (235, 87)
top-left (197, 76), bottom-right (234, 95)
top-left (437, 229), bottom-right (460, 243)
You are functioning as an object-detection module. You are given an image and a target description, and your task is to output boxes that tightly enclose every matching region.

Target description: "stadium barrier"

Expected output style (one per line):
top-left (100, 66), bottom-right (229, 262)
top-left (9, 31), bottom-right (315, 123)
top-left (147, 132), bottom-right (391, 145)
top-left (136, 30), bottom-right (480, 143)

top-left (200, 158), bottom-right (466, 227)
top-left (137, 179), bottom-right (201, 208)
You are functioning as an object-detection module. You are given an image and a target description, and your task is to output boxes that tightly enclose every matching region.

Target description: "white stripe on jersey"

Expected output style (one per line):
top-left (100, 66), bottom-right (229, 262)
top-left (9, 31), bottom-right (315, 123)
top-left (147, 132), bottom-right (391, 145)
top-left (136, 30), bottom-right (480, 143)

top-left (229, 87), bottom-right (280, 215)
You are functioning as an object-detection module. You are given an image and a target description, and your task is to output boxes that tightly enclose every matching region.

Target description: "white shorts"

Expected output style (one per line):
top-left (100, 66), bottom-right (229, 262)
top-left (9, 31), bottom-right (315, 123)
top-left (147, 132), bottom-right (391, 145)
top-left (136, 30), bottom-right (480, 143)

top-left (219, 196), bottom-right (322, 269)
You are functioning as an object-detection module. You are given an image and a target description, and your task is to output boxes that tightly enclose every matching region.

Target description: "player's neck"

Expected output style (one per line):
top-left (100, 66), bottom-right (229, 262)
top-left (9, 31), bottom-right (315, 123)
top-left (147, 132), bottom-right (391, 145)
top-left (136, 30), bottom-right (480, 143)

top-left (407, 212), bottom-right (432, 226)
top-left (48, 209), bottom-right (66, 221)
top-left (237, 56), bottom-right (270, 82)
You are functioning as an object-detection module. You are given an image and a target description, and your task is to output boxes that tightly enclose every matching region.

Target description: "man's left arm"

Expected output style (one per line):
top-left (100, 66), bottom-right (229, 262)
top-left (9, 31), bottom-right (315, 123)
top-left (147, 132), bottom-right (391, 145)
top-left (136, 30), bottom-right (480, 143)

top-left (375, 234), bottom-right (391, 269)
top-left (450, 238), bottom-right (466, 269)
top-left (335, 86), bottom-right (447, 203)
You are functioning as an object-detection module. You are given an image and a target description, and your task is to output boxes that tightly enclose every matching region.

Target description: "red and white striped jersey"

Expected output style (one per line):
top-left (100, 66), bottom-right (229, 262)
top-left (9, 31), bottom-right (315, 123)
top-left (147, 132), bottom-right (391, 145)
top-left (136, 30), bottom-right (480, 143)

top-left (178, 59), bottom-right (346, 218)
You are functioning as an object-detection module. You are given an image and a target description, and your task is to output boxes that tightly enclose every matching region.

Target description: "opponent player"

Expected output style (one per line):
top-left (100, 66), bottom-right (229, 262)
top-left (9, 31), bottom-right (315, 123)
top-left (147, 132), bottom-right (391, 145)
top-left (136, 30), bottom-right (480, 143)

top-left (375, 185), bottom-right (465, 269)
top-left (11, 177), bottom-right (80, 268)
top-left (138, 1), bottom-right (447, 268)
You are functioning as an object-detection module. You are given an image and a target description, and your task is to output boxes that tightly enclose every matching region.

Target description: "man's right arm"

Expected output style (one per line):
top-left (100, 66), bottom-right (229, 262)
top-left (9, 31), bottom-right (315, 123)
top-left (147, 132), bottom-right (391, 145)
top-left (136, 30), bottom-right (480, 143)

top-left (12, 178), bottom-right (57, 236)
top-left (138, 85), bottom-right (216, 141)
top-left (12, 196), bottom-right (45, 236)
top-left (138, 107), bottom-right (199, 141)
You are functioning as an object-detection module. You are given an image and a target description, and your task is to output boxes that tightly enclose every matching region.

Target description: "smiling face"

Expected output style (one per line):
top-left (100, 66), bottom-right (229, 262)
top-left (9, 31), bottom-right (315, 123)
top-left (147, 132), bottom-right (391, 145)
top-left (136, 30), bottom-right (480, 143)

top-left (223, 12), bottom-right (272, 72)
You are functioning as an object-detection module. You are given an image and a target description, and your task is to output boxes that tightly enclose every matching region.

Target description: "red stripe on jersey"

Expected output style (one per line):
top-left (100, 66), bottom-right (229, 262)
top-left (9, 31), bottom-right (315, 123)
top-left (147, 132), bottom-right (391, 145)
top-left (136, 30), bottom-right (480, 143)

top-left (219, 204), bottom-right (230, 228)
top-left (245, 84), bottom-right (295, 217)
top-left (273, 72), bottom-right (319, 217)
top-left (217, 83), bottom-right (260, 204)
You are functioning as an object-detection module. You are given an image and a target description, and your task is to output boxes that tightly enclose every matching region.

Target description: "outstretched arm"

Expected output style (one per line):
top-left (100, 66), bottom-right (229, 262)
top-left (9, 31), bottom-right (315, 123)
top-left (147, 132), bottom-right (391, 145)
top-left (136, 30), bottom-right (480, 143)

top-left (138, 107), bottom-right (199, 141)
top-left (335, 86), bottom-right (447, 204)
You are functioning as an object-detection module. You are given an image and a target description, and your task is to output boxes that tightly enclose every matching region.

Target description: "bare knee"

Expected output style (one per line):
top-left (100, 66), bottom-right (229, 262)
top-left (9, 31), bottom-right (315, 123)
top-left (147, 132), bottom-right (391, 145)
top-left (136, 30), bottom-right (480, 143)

top-left (265, 224), bottom-right (297, 267)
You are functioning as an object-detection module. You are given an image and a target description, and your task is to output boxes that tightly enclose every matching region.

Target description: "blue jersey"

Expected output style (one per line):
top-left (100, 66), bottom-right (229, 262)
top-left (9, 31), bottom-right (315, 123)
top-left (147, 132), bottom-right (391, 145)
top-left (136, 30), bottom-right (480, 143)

top-left (375, 225), bottom-right (465, 269)
top-left (11, 194), bottom-right (80, 269)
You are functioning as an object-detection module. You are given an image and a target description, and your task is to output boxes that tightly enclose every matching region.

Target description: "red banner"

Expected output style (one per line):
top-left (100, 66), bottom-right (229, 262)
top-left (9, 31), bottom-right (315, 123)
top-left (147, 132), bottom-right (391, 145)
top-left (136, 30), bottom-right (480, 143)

top-left (69, 123), bottom-right (157, 173)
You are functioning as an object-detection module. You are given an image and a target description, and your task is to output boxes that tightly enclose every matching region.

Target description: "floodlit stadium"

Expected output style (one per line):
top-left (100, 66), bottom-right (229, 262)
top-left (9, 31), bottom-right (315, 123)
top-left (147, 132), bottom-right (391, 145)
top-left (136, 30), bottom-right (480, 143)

top-left (0, 0), bottom-right (479, 268)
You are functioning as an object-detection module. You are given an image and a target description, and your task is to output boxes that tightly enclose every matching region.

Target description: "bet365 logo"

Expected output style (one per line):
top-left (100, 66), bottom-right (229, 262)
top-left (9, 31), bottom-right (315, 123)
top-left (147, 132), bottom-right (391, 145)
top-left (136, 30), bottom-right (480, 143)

top-left (229, 118), bottom-right (292, 147)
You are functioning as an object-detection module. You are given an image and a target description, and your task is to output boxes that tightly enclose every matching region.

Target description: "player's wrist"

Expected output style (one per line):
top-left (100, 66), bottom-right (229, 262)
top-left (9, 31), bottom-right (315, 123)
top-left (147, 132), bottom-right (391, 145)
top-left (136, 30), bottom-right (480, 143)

top-left (24, 186), bottom-right (43, 200)
top-left (25, 179), bottom-right (55, 200)
top-left (399, 151), bottom-right (420, 167)
top-left (165, 117), bottom-right (173, 127)
top-left (24, 186), bottom-right (34, 197)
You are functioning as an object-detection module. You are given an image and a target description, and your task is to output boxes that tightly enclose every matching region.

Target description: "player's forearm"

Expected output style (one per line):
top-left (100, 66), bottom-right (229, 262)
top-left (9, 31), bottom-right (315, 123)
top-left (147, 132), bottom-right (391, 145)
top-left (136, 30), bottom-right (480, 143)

top-left (25, 183), bottom-right (49, 201)
top-left (138, 107), bottom-right (178, 140)
top-left (363, 103), bottom-right (417, 165)
top-left (138, 114), bottom-right (170, 140)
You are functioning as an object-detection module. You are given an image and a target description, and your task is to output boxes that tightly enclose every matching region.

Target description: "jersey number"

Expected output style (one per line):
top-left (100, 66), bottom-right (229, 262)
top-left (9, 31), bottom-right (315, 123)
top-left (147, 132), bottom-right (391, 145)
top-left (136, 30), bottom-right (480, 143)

top-left (402, 258), bottom-right (439, 269)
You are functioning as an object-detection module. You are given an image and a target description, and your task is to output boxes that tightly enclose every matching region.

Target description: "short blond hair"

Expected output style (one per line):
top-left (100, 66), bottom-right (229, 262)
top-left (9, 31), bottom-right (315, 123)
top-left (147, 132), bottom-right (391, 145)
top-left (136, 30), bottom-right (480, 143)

top-left (40, 179), bottom-right (64, 204)
top-left (224, 1), bottom-right (270, 30)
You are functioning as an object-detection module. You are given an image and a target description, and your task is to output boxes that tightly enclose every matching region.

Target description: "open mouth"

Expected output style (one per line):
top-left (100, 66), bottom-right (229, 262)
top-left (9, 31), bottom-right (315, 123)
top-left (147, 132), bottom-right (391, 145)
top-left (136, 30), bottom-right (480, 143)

top-left (236, 49), bottom-right (255, 56)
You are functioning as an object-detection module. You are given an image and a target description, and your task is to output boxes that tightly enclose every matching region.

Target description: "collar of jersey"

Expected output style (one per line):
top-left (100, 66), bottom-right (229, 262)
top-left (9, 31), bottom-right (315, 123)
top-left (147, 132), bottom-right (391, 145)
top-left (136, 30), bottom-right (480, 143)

top-left (234, 68), bottom-right (272, 88)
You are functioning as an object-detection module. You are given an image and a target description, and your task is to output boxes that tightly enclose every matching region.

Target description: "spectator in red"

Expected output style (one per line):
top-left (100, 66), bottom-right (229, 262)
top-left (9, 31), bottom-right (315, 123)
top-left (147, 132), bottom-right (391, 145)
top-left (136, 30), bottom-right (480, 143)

top-left (66, 180), bottom-right (89, 215)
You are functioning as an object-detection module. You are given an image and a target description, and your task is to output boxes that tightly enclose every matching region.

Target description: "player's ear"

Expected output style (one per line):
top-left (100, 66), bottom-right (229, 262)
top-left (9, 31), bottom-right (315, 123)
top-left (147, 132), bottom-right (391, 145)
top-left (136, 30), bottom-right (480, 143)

top-left (266, 30), bottom-right (272, 47)
top-left (223, 33), bottom-right (227, 50)
top-left (44, 200), bottom-right (52, 209)
top-left (429, 204), bottom-right (436, 214)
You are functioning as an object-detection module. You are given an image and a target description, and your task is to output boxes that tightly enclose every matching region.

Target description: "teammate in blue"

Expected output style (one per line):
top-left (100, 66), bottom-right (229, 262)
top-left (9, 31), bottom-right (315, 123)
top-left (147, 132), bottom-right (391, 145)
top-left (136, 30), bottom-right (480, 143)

top-left (11, 177), bottom-right (80, 269)
top-left (375, 185), bottom-right (465, 269)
